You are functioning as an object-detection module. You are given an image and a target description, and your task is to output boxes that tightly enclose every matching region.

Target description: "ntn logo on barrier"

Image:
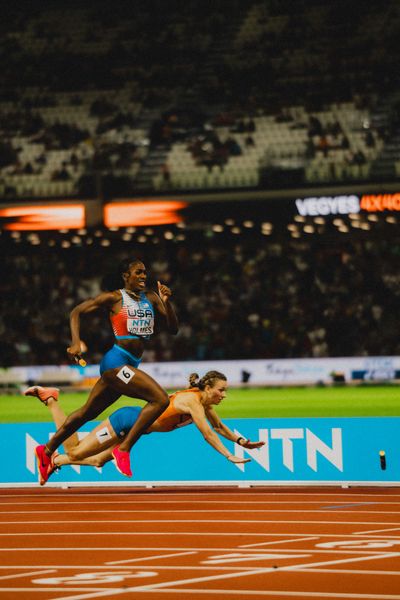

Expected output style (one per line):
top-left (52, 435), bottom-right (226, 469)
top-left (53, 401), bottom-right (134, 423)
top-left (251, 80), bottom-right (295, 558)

top-left (26, 428), bottom-right (343, 477)
top-left (234, 428), bottom-right (343, 473)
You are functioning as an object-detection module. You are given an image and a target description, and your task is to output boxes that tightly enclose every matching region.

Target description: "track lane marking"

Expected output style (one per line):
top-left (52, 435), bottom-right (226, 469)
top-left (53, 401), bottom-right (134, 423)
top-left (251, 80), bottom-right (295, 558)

top-left (2, 564), bottom-right (400, 574)
top-left (1, 490), bottom-right (399, 598)
top-left (0, 500), bottom-right (390, 505)
top-left (0, 499), bottom-right (398, 508)
top-left (0, 569), bottom-right (56, 581)
top-left (239, 537), bottom-right (321, 548)
top-left (51, 551), bottom-right (400, 599)
top-left (105, 551), bottom-right (197, 565)
top-left (355, 528), bottom-right (400, 535)
top-left (297, 568), bottom-right (400, 575)
top-left (71, 587), bottom-right (400, 598)
top-left (1, 587), bottom-right (400, 599)
top-left (1, 540), bottom-right (400, 551)
top-left (322, 504), bottom-right (376, 510)
top-left (2, 518), bottom-right (400, 525)
top-left (2, 492), bottom-right (400, 500)
top-left (3, 509), bottom-right (400, 517)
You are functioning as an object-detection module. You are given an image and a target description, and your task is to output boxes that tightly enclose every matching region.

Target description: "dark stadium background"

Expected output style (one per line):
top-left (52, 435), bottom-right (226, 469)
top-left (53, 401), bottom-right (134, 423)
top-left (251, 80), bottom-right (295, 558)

top-left (1, 0), bottom-right (399, 369)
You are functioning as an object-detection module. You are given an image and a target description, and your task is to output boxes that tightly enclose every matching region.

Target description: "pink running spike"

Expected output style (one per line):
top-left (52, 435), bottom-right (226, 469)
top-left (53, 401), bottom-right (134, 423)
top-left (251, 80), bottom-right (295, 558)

top-left (34, 445), bottom-right (54, 485)
top-left (112, 445), bottom-right (133, 477)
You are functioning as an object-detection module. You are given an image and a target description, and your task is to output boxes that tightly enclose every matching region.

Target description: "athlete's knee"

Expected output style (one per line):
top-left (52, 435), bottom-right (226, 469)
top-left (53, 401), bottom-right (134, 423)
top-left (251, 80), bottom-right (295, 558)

top-left (73, 404), bottom-right (99, 423)
top-left (64, 407), bottom-right (88, 427)
top-left (101, 370), bottom-right (115, 386)
top-left (67, 446), bottom-right (82, 462)
top-left (153, 389), bottom-right (169, 411)
top-left (68, 442), bottom-right (94, 462)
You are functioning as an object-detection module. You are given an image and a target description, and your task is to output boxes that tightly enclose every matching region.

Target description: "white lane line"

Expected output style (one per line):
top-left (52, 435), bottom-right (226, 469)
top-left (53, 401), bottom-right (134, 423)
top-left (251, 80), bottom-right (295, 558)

top-left (1, 564), bottom-right (399, 573)
top-left (1, 588), bottom-right (400, 599)
top-left (299, 568), bottom-right (400, 576)
top-left (32, 565), bottom-right (400, 574)
top-left (239, 536), bottom-right (321, 548)
top-left (54, 591), bottom-right (131, 600)
top-left (2, 509), bottom-right (400, 516)
top-left (85, 587), bottom-right (400, 598)
top-left (355, 528), bottom-right (400, 535)
top-left (2, 492), bottom-right (400, 499)
top-left (0, 569), bottom-right (56, 581)
top-left (0, 500), bottom-right (394, 507)
top-left (0, 588), bottom-right (114, 596)
top-left (0, 511), bottom-right (400, 524)
top-left (105, 551), bottom-right (197, 565)
top-left (280, 552), bottom-right (400, 572)
top-left (0, 542), bottom-right (399, 554)
top-left (0, 565), bottom-right (334, 572)
top-left (0, 498), bottom-right (399, 507)
top-left (0, 548), bottom-right (398, 557)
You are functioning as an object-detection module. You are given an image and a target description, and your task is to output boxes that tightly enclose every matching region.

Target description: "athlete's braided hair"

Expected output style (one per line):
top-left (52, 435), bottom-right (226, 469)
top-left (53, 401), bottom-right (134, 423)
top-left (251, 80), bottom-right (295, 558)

top-left (188, 371), bottom-right (227, 390)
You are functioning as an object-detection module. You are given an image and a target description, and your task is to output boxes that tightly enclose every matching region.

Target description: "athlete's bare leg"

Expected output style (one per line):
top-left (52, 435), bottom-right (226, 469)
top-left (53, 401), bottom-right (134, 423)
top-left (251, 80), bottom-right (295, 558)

top-left (44, 366), bottom-right (168, 457)
top-left (55, 419), bottom-right (119, 468)
top-left (55, 446), bottom-right (114, 468)
top-left (101, 366), bottom-right (169, 452)
top-left (44, 378), bottom-right (121, 455)
top-left (65, 419), bottom-right (119, 462)
top-left (46, 397), bottom-right (80, 454)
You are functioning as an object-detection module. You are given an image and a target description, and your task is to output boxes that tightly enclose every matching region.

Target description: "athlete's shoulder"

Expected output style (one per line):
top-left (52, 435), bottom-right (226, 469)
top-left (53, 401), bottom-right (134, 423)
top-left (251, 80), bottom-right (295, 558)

top-left (95, 289), bottom-right (122, 309)
top-left (172, 388), bottom-right (201, 403)
top-left (104, 289), bottom-right (122, 301)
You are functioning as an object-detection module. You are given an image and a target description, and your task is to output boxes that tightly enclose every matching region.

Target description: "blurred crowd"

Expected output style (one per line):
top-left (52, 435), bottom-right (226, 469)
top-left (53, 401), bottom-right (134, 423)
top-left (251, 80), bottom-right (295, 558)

top-left (1, 231), bottom-right (399, 367)
top-left (1, 1), bottom-right (400, 197)
top-left (0, 1), bottom-right (399, 367)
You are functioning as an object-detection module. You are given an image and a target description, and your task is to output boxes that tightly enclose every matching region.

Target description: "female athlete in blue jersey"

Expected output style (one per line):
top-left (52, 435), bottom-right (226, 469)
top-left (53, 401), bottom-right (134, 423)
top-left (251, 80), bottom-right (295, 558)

top-left (34, 258), bottom-right (179, 484)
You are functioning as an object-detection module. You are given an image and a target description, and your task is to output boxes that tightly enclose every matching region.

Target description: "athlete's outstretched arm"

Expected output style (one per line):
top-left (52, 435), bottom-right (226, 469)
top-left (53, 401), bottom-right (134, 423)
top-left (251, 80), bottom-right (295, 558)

top-left (186, 402), bottom-right (251, 464)
top-left (205, 406), bottom-right (265, 449)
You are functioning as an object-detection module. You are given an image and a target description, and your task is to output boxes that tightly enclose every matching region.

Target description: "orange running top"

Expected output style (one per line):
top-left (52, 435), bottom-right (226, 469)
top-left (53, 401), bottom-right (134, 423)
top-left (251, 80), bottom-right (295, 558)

top-left (152, 388), bottom-right (200, 432)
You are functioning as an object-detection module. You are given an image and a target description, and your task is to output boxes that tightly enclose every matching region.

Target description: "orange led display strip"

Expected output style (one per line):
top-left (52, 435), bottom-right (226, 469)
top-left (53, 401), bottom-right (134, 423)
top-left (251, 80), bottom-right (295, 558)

top-left (360, 193), bottom-right (400, 211)
top-left (104, 200), bottom-right (187, 227)
top-left (0, 205), bottom-right (85, 230)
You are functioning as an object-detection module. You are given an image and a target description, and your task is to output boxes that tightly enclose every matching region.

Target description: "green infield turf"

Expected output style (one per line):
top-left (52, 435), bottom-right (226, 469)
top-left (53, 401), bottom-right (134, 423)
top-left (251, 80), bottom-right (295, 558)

top-left (0, 384), bottom-right (399, 423)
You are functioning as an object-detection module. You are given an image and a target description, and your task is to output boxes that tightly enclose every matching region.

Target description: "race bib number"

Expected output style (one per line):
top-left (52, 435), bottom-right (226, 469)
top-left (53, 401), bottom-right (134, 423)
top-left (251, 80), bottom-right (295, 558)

top-left (96, 426), bottom-right (113, 444)
top-left (116, 366), bottom-right (135, 384)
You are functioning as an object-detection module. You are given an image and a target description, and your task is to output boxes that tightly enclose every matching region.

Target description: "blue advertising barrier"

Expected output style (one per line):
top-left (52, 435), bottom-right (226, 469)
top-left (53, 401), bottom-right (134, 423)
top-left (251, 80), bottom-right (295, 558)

top-left (0, 417), bottom-right (399, 486)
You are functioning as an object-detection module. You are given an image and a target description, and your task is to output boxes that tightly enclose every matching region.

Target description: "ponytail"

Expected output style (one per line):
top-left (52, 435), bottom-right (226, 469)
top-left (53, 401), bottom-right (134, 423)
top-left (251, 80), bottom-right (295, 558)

top-left (188, 370), bottom-right (226, 390)
top-left (188, 372), bottom-right (200, 388)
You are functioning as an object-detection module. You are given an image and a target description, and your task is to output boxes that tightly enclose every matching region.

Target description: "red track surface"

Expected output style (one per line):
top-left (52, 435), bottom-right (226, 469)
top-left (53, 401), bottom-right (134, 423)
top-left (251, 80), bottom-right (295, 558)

top-left (0, 486), bottom-right (400, 599)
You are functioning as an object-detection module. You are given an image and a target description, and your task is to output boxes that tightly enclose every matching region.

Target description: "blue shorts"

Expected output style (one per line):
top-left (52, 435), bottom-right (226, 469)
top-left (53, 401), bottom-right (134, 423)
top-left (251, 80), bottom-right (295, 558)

top-left (109, 406), bottom-right (141, 438)
top-left (99, 344), bottom-right (142, 375)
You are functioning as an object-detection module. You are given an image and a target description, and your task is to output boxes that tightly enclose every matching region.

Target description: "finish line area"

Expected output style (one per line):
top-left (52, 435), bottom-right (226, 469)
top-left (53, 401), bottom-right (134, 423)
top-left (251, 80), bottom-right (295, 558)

top-left (0, 486), bottom-right (400, 599)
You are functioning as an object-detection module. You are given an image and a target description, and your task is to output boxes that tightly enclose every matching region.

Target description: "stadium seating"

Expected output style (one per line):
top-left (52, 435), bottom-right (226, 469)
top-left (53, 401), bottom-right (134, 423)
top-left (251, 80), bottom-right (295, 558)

top-left (0, 1), bottom-right (399, 197)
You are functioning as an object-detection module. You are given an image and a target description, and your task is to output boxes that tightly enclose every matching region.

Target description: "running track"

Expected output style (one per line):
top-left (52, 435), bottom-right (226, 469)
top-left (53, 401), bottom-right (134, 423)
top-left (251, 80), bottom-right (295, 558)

top-left (0, 486), bottom-right (400, 599)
